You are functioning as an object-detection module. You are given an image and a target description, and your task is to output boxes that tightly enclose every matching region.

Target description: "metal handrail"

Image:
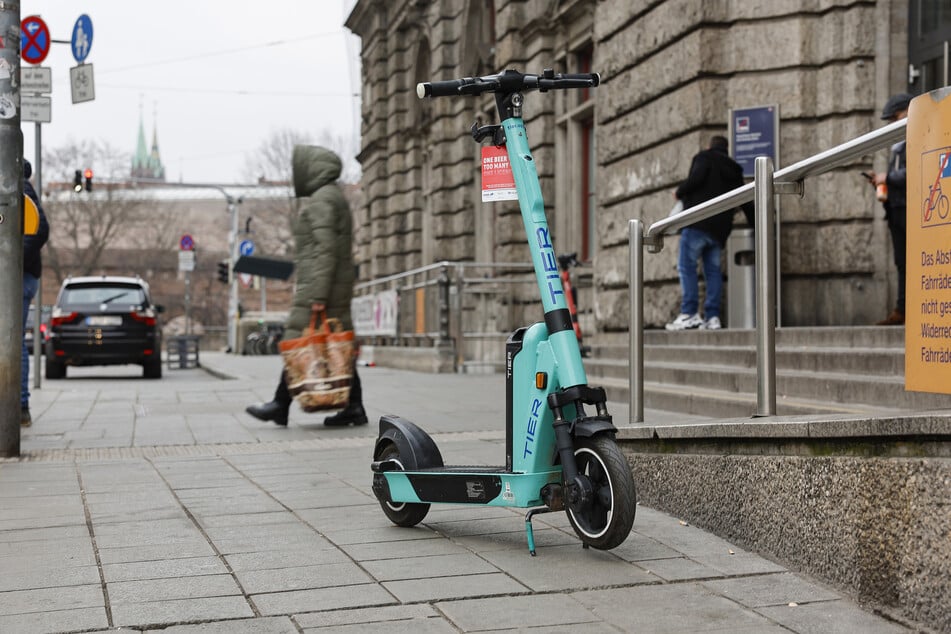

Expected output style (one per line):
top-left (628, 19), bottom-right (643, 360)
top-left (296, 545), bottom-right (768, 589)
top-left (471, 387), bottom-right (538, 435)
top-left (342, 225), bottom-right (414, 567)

top-left (629, 117), bottom-right (908, 422)
top-left (645, 118), bottom-right (907, 246)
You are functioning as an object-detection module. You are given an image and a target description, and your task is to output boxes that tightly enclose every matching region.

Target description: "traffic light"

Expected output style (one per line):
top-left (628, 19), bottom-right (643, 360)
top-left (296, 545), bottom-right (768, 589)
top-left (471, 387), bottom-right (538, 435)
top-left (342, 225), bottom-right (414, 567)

top-left (73, 170), bottom-right (82, 192)
top-left (216, 260), bottom-right (230, 284)
top-left (83, 168), bottom-right (93, 192)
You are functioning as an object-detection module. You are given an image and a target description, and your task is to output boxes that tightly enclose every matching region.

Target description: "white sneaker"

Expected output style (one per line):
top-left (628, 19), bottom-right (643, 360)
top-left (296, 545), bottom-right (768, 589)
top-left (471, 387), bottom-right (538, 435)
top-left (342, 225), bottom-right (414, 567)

top-left (665, 313), bottom-right (703, 330)
top-left (703, 316), bottom-right (722, 330)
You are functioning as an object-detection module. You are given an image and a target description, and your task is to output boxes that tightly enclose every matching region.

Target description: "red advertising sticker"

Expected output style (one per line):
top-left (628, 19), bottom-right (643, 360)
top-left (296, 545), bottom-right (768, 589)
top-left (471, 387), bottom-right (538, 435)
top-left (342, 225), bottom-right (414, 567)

top-left (481, 145), bottom-right (518, 202)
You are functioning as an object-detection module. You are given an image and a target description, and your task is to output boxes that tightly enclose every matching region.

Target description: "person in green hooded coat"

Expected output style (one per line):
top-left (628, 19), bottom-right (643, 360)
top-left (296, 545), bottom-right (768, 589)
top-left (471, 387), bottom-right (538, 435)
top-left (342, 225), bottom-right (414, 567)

top-left (246, 145), bottom-right (367, 427)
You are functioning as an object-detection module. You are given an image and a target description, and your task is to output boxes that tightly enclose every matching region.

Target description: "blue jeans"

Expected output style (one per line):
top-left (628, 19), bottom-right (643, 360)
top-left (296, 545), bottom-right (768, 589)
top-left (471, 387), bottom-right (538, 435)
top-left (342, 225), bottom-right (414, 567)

top-left (22, 274), bottom-right (38, 408)
top-left (677, 228), bottom-right (722, 319)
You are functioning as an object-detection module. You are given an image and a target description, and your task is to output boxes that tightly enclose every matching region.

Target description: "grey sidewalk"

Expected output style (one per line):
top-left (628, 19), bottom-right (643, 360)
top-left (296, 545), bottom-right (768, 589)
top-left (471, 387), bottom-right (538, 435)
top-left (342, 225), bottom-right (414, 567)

top-left (0, 354), bottom-right (915, 633)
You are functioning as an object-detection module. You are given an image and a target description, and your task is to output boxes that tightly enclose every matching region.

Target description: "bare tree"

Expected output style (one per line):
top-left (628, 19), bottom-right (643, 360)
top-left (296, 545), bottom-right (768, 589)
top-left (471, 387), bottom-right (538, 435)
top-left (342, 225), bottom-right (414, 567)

top-left (242, 128), bottom-right (311, 185)
top-left (42, 140), bottom-right (152, 282)
top-left (244, 127), bottom-right (361, 185)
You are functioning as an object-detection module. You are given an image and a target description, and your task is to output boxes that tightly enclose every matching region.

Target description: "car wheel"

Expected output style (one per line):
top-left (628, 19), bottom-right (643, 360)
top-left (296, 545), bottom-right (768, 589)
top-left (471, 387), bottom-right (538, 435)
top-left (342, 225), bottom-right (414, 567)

top-left (45, 358), bottom-right (66, 379)
top-left (143, 359), bottom-right (162, 379)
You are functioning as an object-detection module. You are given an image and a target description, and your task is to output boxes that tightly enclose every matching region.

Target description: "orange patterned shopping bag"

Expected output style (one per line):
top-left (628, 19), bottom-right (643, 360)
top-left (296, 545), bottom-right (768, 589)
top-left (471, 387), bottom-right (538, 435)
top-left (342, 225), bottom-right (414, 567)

top-left (278, 309), bottom-right (355, 411)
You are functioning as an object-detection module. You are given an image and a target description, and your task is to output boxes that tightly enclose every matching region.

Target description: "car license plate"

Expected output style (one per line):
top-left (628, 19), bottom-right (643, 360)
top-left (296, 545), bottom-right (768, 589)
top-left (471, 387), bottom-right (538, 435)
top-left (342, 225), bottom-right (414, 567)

top-left (86, 316), bottom-right (122, 326)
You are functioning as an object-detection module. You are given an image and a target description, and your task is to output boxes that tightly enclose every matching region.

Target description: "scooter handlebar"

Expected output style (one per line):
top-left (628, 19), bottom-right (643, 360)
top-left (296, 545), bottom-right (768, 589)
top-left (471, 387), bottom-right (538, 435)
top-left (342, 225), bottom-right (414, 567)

top-left (417, 70), bottom-right (600, 99)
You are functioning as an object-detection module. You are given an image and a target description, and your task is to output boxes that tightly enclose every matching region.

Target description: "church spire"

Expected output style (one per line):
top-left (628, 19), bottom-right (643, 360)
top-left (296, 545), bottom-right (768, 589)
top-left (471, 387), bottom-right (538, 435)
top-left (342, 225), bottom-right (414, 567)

top-left (131, 99), bottom-right (166, 182)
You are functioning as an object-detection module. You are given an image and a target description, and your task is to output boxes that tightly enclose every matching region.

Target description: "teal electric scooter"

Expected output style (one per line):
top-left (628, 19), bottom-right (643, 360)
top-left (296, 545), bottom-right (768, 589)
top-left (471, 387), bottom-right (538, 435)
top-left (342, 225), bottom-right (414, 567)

top-left (371, 69), bottom-right (635, 555)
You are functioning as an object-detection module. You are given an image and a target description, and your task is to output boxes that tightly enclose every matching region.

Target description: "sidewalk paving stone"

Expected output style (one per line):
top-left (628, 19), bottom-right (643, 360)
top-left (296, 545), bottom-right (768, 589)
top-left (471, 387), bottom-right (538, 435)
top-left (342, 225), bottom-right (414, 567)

top-left (0, 606), bottom-right (108, 634)
top-left (107, 574), bottom-right (243, 604)
top-left (360, 552), bottom-right (501, 582)
top-left (480, 543), bottom-right (660, 592)
top-left (142, 615), bottom-right (299, 633)
top-left (574, 584), bottom-right (776, 632)
top-left (382, 571), bottom-right (529, 603)
top-left (111, 595), bottom-right (254, 628)
top-left (251, 583), bottom-right (395, 615)
top-left (757, 600), bottom-right (910, 634)
top-left (0, 584), bottom-right (103, 616)
top-left (435, 593), bottom-right (602, 631)
top-left (101, 556), bottom-right (229, 583)
top-left (235, 562), bottom-right (373, 594)
top-left (702, 572), bottom-right (843, 608)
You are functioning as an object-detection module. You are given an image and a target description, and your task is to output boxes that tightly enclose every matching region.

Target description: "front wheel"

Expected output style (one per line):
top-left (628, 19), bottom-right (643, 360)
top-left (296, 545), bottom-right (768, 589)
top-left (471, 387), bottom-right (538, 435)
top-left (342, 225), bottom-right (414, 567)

top-left (567, 435), bottom-right (636, 550)
top-left (376, 443), bottom-right (430, 527)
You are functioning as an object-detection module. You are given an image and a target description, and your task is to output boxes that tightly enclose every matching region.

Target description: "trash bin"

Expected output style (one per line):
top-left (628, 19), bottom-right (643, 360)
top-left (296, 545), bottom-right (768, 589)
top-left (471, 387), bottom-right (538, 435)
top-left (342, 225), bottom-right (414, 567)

top-left (726, 227), bottom-right (755, 329)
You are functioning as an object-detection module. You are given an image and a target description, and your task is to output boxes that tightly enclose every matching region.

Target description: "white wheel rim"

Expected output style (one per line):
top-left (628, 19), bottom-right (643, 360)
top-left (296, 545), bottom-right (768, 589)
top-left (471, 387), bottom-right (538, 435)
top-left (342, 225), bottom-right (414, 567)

top-left (568, 446), bottom-right (614, 539)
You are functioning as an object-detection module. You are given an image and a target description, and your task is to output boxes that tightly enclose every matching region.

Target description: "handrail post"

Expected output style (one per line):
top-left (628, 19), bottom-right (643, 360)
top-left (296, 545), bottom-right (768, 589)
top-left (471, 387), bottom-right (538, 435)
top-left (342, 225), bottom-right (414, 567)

top-left (754, 156), bottom-right (777, 416)
top-left (629, 219), bottom-right (645, 423)
top-left (451, 263), bottom-right (464, 372)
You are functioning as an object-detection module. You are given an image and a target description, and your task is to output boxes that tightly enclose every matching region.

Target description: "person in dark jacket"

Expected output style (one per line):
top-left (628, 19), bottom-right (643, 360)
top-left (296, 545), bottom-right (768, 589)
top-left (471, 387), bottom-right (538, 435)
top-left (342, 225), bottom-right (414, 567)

top-left (22, 159), bottom-right (49, 426)
top-left (246, 146), bottom-right (367, 427)
top-left (872, 93), bottom-right (911, 326)
top-left (666, 135), bottom-right (747, 331)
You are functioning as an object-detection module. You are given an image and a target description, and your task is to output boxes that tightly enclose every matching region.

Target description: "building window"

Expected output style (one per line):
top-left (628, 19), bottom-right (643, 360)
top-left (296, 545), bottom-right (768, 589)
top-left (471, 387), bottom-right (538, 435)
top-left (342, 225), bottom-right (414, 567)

top-left (555, 43), bottom-right (596, 262)
top-left (910, 1), bottom-right (951, 92)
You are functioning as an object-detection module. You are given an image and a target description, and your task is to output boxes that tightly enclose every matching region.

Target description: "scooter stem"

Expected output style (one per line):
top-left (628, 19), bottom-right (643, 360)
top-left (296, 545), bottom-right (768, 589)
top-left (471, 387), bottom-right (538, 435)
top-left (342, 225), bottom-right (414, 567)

top-left (502, 112), bottom-right (587, 389)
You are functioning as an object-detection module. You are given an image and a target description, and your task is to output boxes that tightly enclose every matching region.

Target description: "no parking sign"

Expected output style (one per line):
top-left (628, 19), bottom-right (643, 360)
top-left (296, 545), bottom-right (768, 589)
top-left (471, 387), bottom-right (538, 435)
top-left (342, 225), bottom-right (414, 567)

top-left (20, 16), bottom-right (50, 65)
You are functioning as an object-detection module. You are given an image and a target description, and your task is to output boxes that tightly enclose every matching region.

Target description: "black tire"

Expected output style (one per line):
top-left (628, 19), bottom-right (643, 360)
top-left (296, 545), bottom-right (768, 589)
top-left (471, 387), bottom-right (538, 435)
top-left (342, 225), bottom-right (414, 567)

top-left (45, 358), bottom-right (66, 379)
top-left (143, 359), bottom-right (162, 379)
top-left (567, 435), bottom-right (636, 550)
top-left (376, 443), bottom-right (430, 527)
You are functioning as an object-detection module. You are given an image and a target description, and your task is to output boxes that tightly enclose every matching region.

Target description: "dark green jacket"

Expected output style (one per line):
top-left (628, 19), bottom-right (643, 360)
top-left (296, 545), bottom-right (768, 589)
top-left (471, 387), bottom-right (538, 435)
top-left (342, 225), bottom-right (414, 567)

top-left (284, 146), bottom-right (354, 339)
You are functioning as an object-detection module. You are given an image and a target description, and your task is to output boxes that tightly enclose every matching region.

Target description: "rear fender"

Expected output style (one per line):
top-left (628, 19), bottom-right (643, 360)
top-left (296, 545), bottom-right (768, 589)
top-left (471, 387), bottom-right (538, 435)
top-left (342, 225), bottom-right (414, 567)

top-left (373, 415), bottom-right (444, 469)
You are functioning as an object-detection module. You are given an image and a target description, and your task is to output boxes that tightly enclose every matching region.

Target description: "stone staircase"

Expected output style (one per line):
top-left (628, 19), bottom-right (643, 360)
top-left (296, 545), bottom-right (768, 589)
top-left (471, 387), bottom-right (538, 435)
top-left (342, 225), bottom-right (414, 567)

top-left (585, 326), bottom-right (951, 417)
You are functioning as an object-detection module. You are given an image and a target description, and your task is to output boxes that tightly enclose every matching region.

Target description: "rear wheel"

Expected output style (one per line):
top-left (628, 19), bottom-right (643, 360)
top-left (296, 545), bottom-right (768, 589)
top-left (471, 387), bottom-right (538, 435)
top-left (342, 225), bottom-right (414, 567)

top-left (143, 359), bottom-right (162, 379)
top-left (45, 358), bottom-right (66, 379)
top-left (376, 443), bottom-right (430, 527)
top-left (567, 435), bottom-right (636, 550)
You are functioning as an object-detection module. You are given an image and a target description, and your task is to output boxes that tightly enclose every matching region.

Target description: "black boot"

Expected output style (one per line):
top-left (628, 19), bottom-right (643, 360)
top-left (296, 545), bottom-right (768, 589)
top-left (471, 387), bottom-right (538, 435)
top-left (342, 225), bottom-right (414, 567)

top-left (323, 404), bottom-right (368, 427)
top-left (247, 372), bottom-right (291, 426)
top-left (246, 400), bottom-right (289, 426)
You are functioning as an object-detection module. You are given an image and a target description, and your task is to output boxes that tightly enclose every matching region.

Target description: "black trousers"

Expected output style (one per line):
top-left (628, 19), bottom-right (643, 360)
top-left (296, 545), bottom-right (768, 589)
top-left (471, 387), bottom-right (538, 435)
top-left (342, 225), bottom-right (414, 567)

top-left (887, 218), bottom-right (906, 312)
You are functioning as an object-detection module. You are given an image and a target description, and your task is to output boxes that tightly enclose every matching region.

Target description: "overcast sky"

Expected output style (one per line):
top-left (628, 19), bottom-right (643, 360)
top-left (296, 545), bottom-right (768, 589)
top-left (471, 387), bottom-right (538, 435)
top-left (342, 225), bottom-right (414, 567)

top-left (21, 1), bottom-right (360, 185)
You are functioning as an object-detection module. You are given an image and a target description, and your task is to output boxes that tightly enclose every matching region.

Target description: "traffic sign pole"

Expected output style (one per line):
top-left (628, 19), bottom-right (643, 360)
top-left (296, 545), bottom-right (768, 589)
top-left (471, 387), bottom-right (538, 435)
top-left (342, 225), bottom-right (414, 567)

top-left (1, 1), bottom-right (23, 457)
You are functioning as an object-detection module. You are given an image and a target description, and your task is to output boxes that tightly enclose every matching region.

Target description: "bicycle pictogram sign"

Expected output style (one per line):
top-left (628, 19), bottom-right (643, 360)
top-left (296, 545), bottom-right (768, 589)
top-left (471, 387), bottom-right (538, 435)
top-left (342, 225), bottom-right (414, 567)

top-left (921, 147), bottom-right (951, 228)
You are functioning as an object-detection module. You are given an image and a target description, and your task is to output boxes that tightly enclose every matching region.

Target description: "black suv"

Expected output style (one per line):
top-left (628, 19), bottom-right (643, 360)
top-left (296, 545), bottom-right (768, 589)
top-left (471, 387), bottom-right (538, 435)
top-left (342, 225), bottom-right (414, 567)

top-left (46, 276), bottom-right (165, 379)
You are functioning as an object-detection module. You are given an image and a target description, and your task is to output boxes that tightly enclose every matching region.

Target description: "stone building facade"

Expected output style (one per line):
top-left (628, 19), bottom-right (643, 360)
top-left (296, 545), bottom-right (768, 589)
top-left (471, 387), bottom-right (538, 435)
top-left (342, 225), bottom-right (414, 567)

top-left (346, 0), bottom-right (914, 331)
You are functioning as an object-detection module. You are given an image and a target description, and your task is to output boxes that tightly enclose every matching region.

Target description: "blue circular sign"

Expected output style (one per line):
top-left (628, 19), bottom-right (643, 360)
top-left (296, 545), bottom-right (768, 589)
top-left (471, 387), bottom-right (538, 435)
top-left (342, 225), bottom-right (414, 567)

top-left (239, 240), bottom-right (255, 256)
top-left (179, 234), bottom-right (194, 251)
top-left (71, 14), bottom-right (93, 63)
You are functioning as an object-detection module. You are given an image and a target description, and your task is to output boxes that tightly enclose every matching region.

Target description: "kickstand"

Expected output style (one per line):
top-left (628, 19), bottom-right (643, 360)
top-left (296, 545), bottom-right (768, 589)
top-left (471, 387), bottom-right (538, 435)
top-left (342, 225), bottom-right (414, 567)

top-left (524, 507), bottom-right (553, 556)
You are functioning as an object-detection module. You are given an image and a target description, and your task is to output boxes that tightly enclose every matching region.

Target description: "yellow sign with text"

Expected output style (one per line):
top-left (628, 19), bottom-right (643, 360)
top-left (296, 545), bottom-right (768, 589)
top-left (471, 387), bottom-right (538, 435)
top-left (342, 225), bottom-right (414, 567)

top-left (906, 87), bottom-right (951, 393)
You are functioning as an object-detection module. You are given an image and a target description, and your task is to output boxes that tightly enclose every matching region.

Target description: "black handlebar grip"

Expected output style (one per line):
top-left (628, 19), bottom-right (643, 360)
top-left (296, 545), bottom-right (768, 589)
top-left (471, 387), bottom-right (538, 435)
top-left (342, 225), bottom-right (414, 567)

top-left (537, 72), bottom-right (600, 91)
top-left (560, 72), bottom-right (601, 86)
top-left (417, 78), bottom-right (470, 99)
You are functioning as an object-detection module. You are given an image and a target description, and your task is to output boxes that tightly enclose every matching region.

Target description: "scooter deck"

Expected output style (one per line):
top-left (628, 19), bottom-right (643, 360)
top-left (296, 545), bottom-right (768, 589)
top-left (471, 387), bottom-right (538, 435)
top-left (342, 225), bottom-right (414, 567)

top-left (406, 465), bottom-right (508, 474)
